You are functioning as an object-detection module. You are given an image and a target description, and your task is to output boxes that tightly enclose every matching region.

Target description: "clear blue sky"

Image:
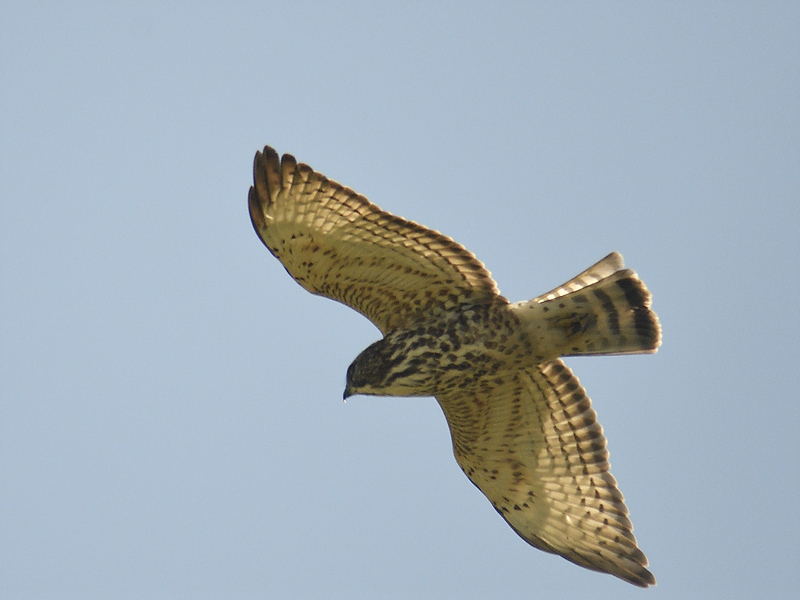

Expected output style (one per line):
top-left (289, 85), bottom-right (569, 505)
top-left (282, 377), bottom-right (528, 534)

top-left (2, 3), bottom-right (798, 599)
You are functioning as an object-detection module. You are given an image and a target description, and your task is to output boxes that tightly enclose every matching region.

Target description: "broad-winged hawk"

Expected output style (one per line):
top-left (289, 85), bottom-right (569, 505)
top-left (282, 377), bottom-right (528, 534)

top-left (249, 146), bottom-right (660, 587)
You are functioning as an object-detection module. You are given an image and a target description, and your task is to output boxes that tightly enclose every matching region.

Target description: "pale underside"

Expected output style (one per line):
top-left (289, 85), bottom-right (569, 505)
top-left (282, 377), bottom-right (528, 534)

top-left (249, 147), bottom-right (501, 335)
top-left (438, 360), bottom-right (652, 585)
top-left (249, 146), bottom-right (655, 586)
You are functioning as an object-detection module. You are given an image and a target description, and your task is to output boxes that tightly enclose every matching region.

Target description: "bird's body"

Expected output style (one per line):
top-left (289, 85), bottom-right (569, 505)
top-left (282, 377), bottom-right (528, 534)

top-left (346, 299), bottom-right (525, 398)
top-left (249, 146), bottom-right (661, 587)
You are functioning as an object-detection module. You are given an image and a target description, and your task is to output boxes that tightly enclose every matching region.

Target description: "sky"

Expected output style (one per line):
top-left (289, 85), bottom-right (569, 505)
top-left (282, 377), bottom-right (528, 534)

top-left (2, 2), bottom-right (799, 599)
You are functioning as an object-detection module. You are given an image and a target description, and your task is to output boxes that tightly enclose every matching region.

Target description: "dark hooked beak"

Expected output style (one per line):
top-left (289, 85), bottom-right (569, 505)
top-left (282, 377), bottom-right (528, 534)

top-left (343, 384), bottom-right (353, 400)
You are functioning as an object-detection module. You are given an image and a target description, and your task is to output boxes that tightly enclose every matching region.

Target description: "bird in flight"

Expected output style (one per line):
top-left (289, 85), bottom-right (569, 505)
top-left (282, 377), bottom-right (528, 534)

top-left (248, 146), bottom-right (660, 587)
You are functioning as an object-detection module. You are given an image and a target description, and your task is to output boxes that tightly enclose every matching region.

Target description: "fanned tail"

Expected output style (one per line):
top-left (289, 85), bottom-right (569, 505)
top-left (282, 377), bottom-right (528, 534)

top-left (516, 253), bottom-right (661, 357)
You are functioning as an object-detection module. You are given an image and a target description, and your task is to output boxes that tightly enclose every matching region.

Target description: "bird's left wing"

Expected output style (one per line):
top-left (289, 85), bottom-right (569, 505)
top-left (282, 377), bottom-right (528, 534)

top-left (249, 147), bottom-right (502, 334)
top-left (436, 359), bottom-right (655, 587)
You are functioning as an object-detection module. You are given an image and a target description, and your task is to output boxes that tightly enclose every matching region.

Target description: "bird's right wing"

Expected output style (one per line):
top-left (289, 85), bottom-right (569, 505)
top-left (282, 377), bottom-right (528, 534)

top-left (249, 147), bottom-right (502, 334)
top-left (436, 359), bottom-right (655, 587)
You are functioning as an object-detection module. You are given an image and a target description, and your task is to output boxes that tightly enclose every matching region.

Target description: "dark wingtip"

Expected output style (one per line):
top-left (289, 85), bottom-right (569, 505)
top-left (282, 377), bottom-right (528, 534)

top-left (249, 145), bottom-right (283, 248)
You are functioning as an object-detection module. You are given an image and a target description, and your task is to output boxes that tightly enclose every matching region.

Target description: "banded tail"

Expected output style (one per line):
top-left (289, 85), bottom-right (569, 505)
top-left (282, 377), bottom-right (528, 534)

top-left (516, 253), bottom-right (661, 357)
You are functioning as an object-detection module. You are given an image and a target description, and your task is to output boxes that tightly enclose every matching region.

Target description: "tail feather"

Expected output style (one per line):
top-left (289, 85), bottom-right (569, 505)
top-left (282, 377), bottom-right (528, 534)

top-left (518, 253), bottom-right (661, 357)
top-left (535, 252), bottom-right (626, 301)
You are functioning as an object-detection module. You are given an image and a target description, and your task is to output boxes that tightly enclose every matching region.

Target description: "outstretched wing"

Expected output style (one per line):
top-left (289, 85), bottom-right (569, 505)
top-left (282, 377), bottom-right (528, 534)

top-left (249, 147), bottom-right (502, 334)
top-left (436, 359), bottom-right (655, 587)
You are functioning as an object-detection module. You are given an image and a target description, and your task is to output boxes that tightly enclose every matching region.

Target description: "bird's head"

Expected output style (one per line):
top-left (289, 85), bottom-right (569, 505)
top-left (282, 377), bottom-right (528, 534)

top-left (343, 339), bottom-right (398, 399)
top-left (343, 334), bottom-right (438, 399)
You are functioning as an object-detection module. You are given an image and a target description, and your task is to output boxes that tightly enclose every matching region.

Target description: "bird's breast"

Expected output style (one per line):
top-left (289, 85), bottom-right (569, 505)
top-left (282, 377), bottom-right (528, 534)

top-left (384, 304), bottom-right (539, 395)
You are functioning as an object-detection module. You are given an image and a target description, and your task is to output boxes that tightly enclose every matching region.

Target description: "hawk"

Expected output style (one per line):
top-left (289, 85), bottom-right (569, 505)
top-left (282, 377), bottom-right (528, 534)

top-left (249, 146), bottom-right (661, 587)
